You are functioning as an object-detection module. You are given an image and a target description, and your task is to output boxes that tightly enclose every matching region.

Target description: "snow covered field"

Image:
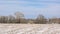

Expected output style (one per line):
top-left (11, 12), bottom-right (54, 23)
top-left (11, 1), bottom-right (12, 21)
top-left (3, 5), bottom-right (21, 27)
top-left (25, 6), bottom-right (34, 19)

top-left (0, 24), bottom-right (60, 34)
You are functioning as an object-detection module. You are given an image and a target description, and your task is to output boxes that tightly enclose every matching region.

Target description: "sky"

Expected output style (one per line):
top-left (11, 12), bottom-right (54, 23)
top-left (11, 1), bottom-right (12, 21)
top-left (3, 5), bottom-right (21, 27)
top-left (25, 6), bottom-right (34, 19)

top-left (0, 0), bottom-right (60, 18)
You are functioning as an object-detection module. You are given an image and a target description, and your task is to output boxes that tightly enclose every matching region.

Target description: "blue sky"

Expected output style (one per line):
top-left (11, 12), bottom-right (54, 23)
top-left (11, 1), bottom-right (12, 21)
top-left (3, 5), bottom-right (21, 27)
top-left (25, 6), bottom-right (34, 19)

top-left (0, 0), bottom-right (60, 18)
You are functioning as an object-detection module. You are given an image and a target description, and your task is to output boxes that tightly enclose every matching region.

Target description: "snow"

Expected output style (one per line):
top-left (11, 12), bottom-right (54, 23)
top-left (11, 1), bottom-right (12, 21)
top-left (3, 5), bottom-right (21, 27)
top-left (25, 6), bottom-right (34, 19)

top-left (0, 24), bottom-right (60, 34)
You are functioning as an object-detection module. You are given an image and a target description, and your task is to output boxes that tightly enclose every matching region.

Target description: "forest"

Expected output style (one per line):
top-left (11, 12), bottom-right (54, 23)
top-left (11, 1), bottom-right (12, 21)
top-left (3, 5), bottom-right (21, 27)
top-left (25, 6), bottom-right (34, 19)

top-left (0, 11), bottom-right (60, 24)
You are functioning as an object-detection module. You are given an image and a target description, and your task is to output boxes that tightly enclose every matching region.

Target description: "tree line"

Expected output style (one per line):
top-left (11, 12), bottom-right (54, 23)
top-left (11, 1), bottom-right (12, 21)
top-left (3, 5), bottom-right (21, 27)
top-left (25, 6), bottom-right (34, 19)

top-left (0, 11), bottom-right (60, 24)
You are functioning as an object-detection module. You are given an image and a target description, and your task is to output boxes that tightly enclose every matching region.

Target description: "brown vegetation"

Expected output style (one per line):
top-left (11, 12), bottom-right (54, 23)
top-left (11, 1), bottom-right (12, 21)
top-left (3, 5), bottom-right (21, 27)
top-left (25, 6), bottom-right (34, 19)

top-left (0, 11), bottom-right (60, 24)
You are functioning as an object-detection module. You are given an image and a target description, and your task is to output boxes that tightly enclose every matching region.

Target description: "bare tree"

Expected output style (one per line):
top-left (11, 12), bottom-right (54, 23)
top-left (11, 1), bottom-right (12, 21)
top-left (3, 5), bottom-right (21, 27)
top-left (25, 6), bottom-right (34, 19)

top-left (8, 15), bottom-right (15, 23)
top-left (14, 11), bottom-right (24, 23)
top-left (49, 17), bottom-right (60, 24)
top-left (0, 16), bottom-right (8, 23)
top-left (35, 14), bottom-right (47, 24)
top-left (0, 16), bottom-right (5, 23)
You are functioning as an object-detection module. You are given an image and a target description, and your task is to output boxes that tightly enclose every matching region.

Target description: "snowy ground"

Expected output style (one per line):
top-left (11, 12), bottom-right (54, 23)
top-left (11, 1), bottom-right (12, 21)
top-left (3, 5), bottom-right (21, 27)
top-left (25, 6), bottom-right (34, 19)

top-left (0, 24), bottom-right (60, 34)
